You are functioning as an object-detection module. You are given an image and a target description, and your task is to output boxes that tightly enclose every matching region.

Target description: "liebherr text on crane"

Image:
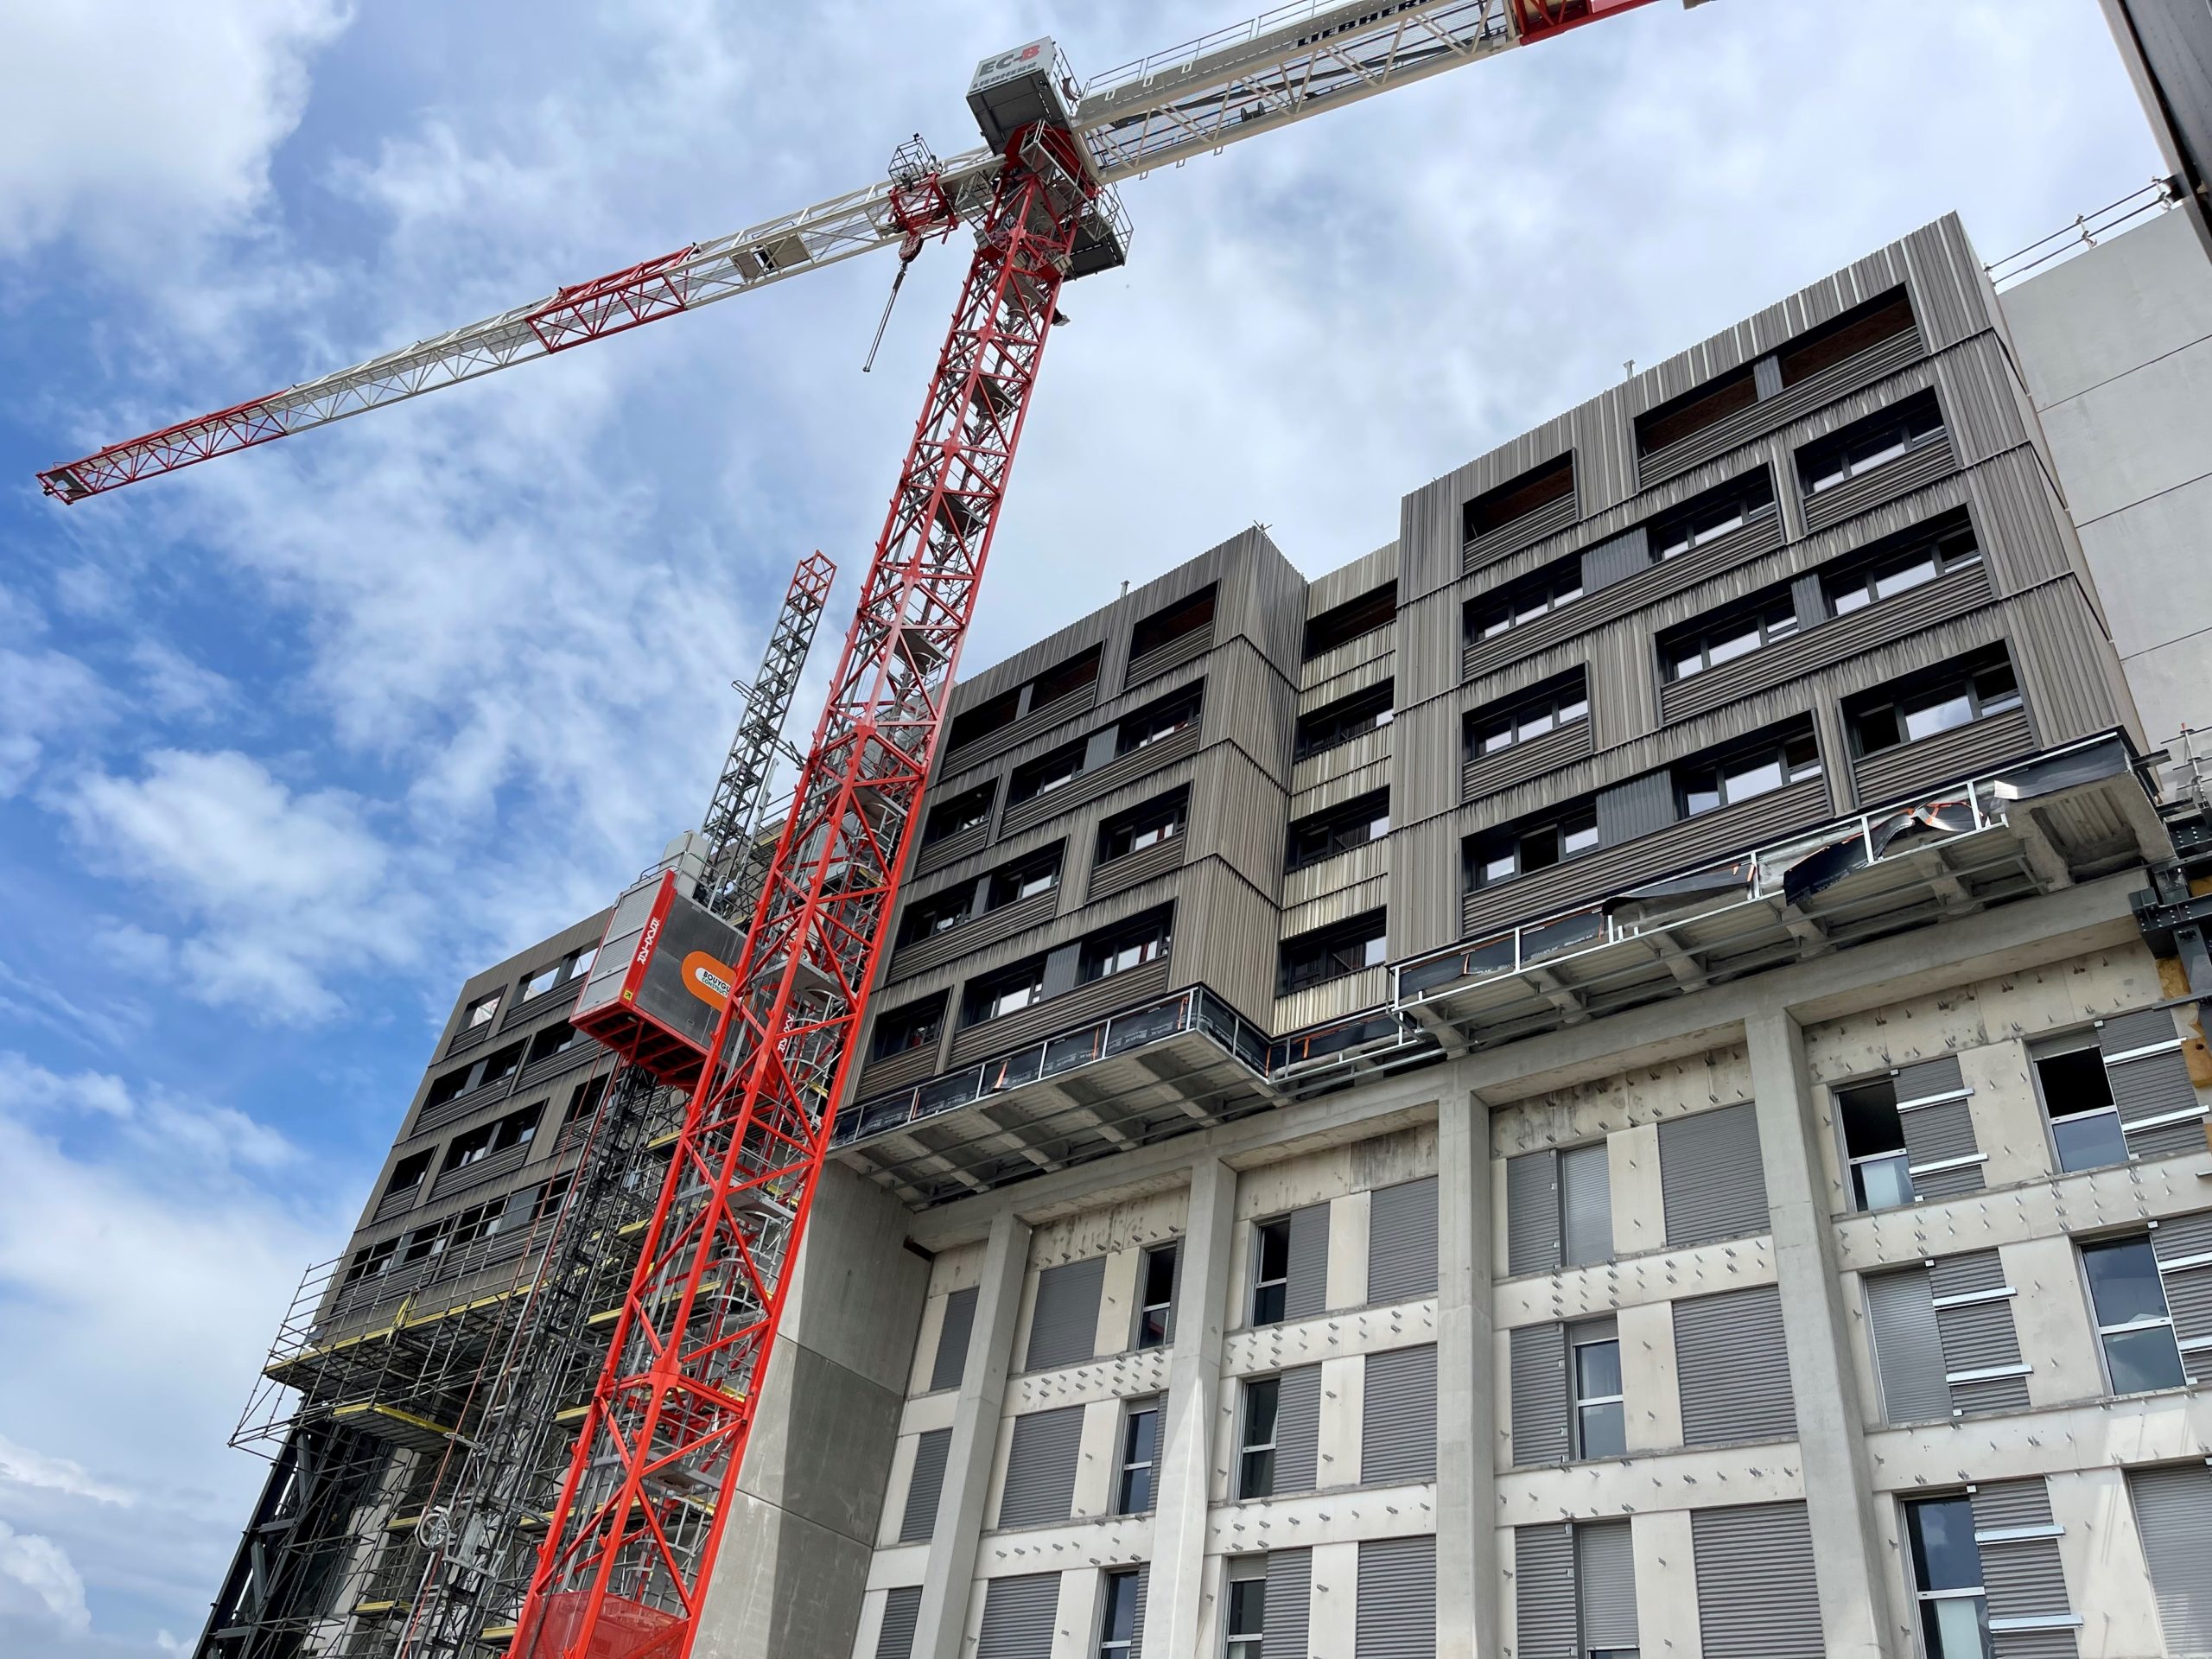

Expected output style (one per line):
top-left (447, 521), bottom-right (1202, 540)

top-left (44, 6), bottom-right (1717, 1658)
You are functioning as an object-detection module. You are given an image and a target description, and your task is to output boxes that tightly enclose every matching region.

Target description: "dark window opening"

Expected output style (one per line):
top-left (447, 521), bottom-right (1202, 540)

top-left (1838, 1078), bottom-right (1910, 1211)
top-left (463, 991), bottom-right (500, 1028)
top-left (1277, 908), bottom-right (1388, 995)
top-left (1822, 512), bottom-right (1980, 616)
top-left (1674, 724), bottom-right (1822, 817)
top-left (2082, 1236), bottom-right (2185, 1394)
top-left (873, 995), bottom-right (946, 1061)
top-left (1465, 671), bottom-right (1589, 760)
top-left (1294, 682), bottom-right (1394, 760)
top-left (1286, 789), bottom-right (1389, 873)
top-left (947, 685), bottom-right (1022, 752)
top-left (1303, 582), bottom-right (1398, 661)
top-left (922, 781), bottom-right (994, 844)
top-left (2031, 1038), bottom-right (2126, 1173)
top-left (899, 883), bottom-right (977, 947)
top-left (344, 1237), bottom-right (399, 1285)
top-left (1131, 584), bottom-right (1217, 658)
top-left (1571, 1322), bottom-right (1625, 1459)
top-left (1116, 684), bottom-right (1203, 755)
top-left (1098, 788), bottom-right (1190, 864)
top-left (1779, 288), bottom-right (1916, 388)
top-left (1904, 1495), bottom-right (1989, 1659)
top-left (1115, 1401), bottom-right (1160, 1516)
top-left (423, 1039), bottom-right (526, 1109)
top-left (1662, 590), bottom-right (1799, 683)
top-left (1649, 468), bottom-right (1777, 563)
top-left (1797, 390), bottom-right (1945, 497)
top-left (1009, 738), bottom-right (1088, 804)
top-left (1465, 453), bottom-right (1575, 540)
top-left (963, 956), bottom-right (1048, 1027)
top-left (561, 1075), bottom-right (607, 1131)
top-left (442, 1101), bottom-right (542, 1172)
top-left (1098, 1567), bottom-right (1143, 1659)
top-left (1844, 645), bottom-right (2020, 758)
top-left (525, 1020), bottom-right (581, 1066)
top-left (1238, 1378), bottom-right (1281, 1497)
top-left (1253, 1219), bottom-right (1291, 1325)
top-left (1466, 804), bottom-right (1599, 889)
top-left (1031, 645), bottom-right (1103, 709)
top-left (385, 1149), bottom-right (435, 1198)
top-left (1465, 552), bottom-right (1583, 643)
top-left (1081, 906), bottom-right (1173, 984)
top-left (1226, 1557), bottom-right (1267, 1656)
top-left (1636, 364), bottom-right (1758, 456)
top-left (1136, 1243), bottom-right (1178, 1349)
top-left (987, 844), bottom-right (1064, 908)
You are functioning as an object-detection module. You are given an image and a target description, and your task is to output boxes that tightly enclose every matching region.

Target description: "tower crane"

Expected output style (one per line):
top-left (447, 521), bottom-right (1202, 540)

top-left (44, 4), bottom-right (1717, 1656)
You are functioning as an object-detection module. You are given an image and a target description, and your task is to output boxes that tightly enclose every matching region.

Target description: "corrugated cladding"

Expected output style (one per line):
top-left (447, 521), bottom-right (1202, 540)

top-left (875, 1585), bottom-right (921, 1659)
top-left (996, 1405), bottom-right (1084, 1529)
top-left (1657, 1103), bottom-right (1769, 1249)
top-left (1025, 1256), bottom-right (1105, 1370)
top-left (1265, 1549), bottom-right (1313, 1659)
top-left (1273, 1364), bottom-right (1324, 1494)
top-left (1360, 1343), bottom-right (1438, 1484)
top-left (976, 1573), bottom-right (1059, 1659)
top-left (2126, 1465), bottom-right (2212, 1655)
top-left (1693, 1501), bottom-right (1821, 1659)
top-left (1353, 1535), bottom-right (1435, 1658)
top-left (1514, 1523), bottom-right (1576, 1659)
top-left (1505, 1150), bottom-right (1560, 1276)
top-left (1577, 1520), bottom-right (1638, 1651)
top-left (1509, 1323), bottom-right (1568, 1466)
top-left (1866, 1266), bottom-right (1951, 1423)
top-left (1368, 1178), bottom-right (1439, 1303)
top-left (1674, 1285), bottom-right (1797, 1446)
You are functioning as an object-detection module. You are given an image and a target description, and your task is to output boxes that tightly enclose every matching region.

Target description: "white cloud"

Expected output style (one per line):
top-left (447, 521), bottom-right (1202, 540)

top-left (0, 646), bottom-right (111, 798)
top-left (128, 642), bottom-right (237, 722)
top-left (0, 1522), bottom-right (90, 1634)
top-left (0, 1437), bottom-right (133, 1510)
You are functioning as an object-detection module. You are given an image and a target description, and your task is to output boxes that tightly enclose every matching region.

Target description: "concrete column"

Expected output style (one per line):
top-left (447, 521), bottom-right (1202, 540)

top-left (1745, 1011), bottom-right (1897, 1659)
top-left (913, 1209), bottom-right (1030, 1659)
top-left (1436, 1090), bottom-right (1499, 1659)
top-left (1144, 1156), bottom-right (1237, 1652)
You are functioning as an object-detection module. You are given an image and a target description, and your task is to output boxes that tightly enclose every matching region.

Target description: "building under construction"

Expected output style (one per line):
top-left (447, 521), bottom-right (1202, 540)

top-left (190, 182), bottom-right (2212, 1659)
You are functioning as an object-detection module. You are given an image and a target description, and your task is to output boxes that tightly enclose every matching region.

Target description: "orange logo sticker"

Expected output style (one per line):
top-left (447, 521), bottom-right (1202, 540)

top-left (681, 950), bottom-right (735, 1010)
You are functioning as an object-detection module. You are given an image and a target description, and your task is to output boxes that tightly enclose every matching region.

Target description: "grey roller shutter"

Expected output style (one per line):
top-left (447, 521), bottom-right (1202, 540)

top-left (1674, 1285), bottom-right (1796, 1445)
top-left (1970, 1479), bottom-right (2079, 1659)
top-left (1128, 1565), bottom-right (1149, 1659)
top-left (1931, 1250), bottom-right (2031, 1414)
top-left (931, 1286), bottom-right (978, 1392)
top-left (1510, 1323), bottom-right (1569, 1466)
top-left (1560, 1143), bottom-right (1613, 1267)
top-left (1506, 1151), bottom-right (1561, 1275)
top-left (1369, 1178), bottom-right (1439, 1302)
top-left (1362, 1344), bottom-right (1438, 1484)
top-left (1897, 1056), bottom-right (1985, 1200)
top-left (1693, 1501), bottom-right (1821, 1659)
top-left (2129, 1464), bottom-right (2212, 1655)
top-left (997, 1405), bottom-right (1084, 1528)
top-left (1285, 1203), bottom-right (1332, 1320)
top-left (1866, 1267), bottom-right (1950, 1424)
top-left (1274, 1365), bottom-right (1324, 1494)
top-left (876, 1585), bottom-right (922, 1659)
top-left (2101, 1009), bottom-right (2208, 1158)
top-left (1658, 1103), bottom-right (1770, 1248)
top-left (1355, 1535), bottom-right (1435, 1658)
top-left (1026, 1256), bottom-right (1105, 1370)
top-left (899, 1427), bottom-right (950, 1542)
top-left (1266, 1548), bottom-right (1312, 1659)
top-left (976, 1572), bottom-right (1059, 1659)
top-left (2153, 1210), bottom-right (2212, 1383)
top-left (1513, 1524), bottom-right (1576, 1659)
top-left (1577, 1520), bottom-right (1638, 1653)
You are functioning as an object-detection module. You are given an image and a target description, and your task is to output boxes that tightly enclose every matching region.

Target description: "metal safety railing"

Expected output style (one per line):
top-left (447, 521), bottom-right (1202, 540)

top-left (1984, 179), bottom-right (2180, 289)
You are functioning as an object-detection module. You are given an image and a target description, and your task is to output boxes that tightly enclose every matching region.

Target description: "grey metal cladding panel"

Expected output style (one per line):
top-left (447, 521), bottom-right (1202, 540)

top-left (1026, 1256), bottom-right (1106, 1370)
top-left (915, 823), bottom-right (988, 877)
top-left (1674, 1285), bottom-right (1796, 1446)
top-left (899, 1427), bottom-right (950, 1541)
top-left (1895, 1055), bottom-right (1966, 1103)
top-left (1274, 1363), bottom-right (1324, 1495)
top-left (944, 955), bottom-right (1173, 1070)
top-left (1464, 490), bottom-right (1580, 573)
top-left (1904, 1099), bottom-right (1985, 1199)
top-left (1285, 1203), bottom-right (1332, 1320)
top-left (1509, 1323), bottom-right (1569, 1466)
top-left (1368, 1178), bottom-right (1440, 1303)
top-left (1125, 621), bottom-right (1215, 691)
top-left (996, 1405), bottom-right (1084, 1529)
top-left (2129, 1464), bottom-right (2212, 1655)
top-left (1577, 1519), bottom-right (1638, 1649)
top-left (1866, 1267), bottom-right (1950, 1424)
top-left (1932, 338), bottom-right (2034, 468)
top-left (1581, 526), bottom-right (1650, 593)
top-left (887, 887), bottom-right (1058, 983)
top-left (931, 1287), bottom-right (977, 1392)
top-left (1267, 1548), bottom-right (1313, 1659)
top-left (1938, 1298), bottom-right (2030, 1414)
top-left (1802, 433), bottom-right (1961, 537)
top-left (1693, 1501), bottom-right (1821, 1659)
top-left (1128, 1564), bottom-right (1149, 1659)
top-left (2154, 1211), bottom-right (2212, 1379)
top-left (997, 723), bottom-right (1202, 840)
top-left (1657, 1102), bottom-right (1770, 1249)
top-left (1967, 448), bottom-right (2075, 594)
top-left (2112, 1049), bottom-right (2205, 1157)
top-left (1852, 709), bottom-right (2036, 810)
top-left (1514, 1524), bottom-right (1577, 1659)
top-left (1929, 1249), bottom-right (2007, 1300)
top-left (1085, 832), bottom-right (1188, 905)
top-left (1353, 1535), bottom-right (1435, 1659)
top-left (855, 1036), bottom-right (949, 1102)
top-left (1164, 861), bottom-right (1280, 1026)
top-left (2001, 579), bottom-right (2134, 748)
top-left (1505, 1151), bottom-right (1560, 1276)
top-left (1458, 716), bottom-right (1592, 809)
top-left (1595, 769), bottom-right (1676, 849)
top-left (976, 1572), bottom-right (1060, 1659)
top-left (1361, 1343), bottom-right (1438, 1484)
top-left (876, 1585), bottom-right (922, 1659)
top-left (1560, 1143), bottom-right (1612, 1268)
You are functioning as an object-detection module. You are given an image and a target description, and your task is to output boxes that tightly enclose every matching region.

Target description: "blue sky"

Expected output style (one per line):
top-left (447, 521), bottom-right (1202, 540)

top-left (0, 0), bottom-right (2164, 1651)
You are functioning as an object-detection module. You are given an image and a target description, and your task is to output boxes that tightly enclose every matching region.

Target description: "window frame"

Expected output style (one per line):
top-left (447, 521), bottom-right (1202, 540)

top-left (463, 991), bottom-right (501, 1028)
top-left (1903, 1494), bottom-right (1993, 1659)
top-left (1098, 788), bottom-right (1191, 864)
top-left (1237, 1377), bottom-right (1281, 1499)
top-left (1252, 1217), bottom-right (1291, 1327)
top-left (1823, 517), bottom-right (1981, 618)
top-left (1674, 728), bottom-right (1823, 819)
top-left (1114, 1397), bottom-right (1161, 1516)
top-left (1275, 909), bottom-right (1389, 995)
top-left (1465, 674), bottom-right (1590, 760)
top-left (1130, 584), bottom-right (1217, 659)
top-left (1569, 1322), bottom-right (1625, 1460)
top-left (923, 780), bottom-right (995, 844)
top-left (1846, 648), bottom-right (2021, 759)
top-left (1467, 804), bottom-right (1599, 890)
top-left (2027, 1033), bottom-right (2128, 1173)
top-left (1284, 789), bottom-right (1390, 874)
top-left (1224, 1555), bottom-right (1268, 1659)
top-left (1662, 592), bottom-right (1801, 683)
top-left (1797, 391), bottom-right (1947, 497)
top-left (1293, 682), bottom-right (1395, 761)
top-left (1303, 582), bottom-right (1398, 661)
top-left (1649, 469), bottom-right (1777, 563)
top-left (961, 957), bottom-right (1049, 1027)
top-left (1135, 1242), bottom-right (1179, 1350)
top-left (1009, 738), bottom-right (1089, 804)
top-left (1117, 686), bottom-right (1203, 756)
top-left (2080, 1234), bottom-right (2186, 1395)
top-left (1466, 555), bottom-right (1584, 644)
top-left (872, 995), bottom-right (946, 1061)
top-left (987, 844), bottom-right (1065, 909)
top-left (1836, 1077), bottom-right (1913, 1212)
top-left (1096, 1566), bottom-right (1143, 1659)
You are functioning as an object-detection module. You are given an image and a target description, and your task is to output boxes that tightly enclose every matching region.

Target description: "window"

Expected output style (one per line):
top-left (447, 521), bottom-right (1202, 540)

top-left (1466, 554), bottom-right (1583, 643)
top-left (1823, 515), bottom-right (1980, 616)
top-left (2082, 1235), bottom-right (2186, 1394)
top-left (1115, 1399), bottom-right (1160, 1514)
top-left (1097, 789), bottom-right (1189, 863)
top-left (479, 1043), bottom-right (523, 1087)
top-left (1097, 1567), bottom-right (1143, 1659)
top-left (1846, 646), bottom-right (2021, 757)
top-left (384, 1149), bottom-right (434, 1198)
top-left (1466, 453), bottom-right (1574, 540)
top-left (442, 1102), bottom-right (543, 1171)
top-left (561, 1075), bottom-right (607, 1131)
top-left (963, 957), bottom-right (1047, 1027)
top-left (1285, 789), bottom-right (1389, 873)
top-left (1838, 1078), bottom-right (1911, 1211)
top-left (563, 945), bottom-right (596, 982)
top-left (1779, 287), bottom-right (1915, 387)
top-left (1636, 363), bottom-right (1758, 455)
top-left (1238, 1380), bottom-right (1281, 1498)
top-left (872, 995), bottom-right (945, 1060)
top-left (1904, 1496), bottom-right (1993, 1659)
top-left (1465, 673), bottom-right (1589, 759)
top-left (1303, 582), bottom-right (1397, 660)
top-left (1662, 594), bottom-right (1799, 682)
top-left (1675, 729), bottom-right (1822, 817)
top-left (463, 991), bottom-right (500, 1028)
top-left (923, 780), bottom-right (994, 844)
top-left (1118, 686), bottom-right (1203, 755)
top-left (525, 1020), bottom-right (580, 1065)
top-left (1276, 909), bottom-right (1388, 995)
top-left (1031, 645), bottom-right (1103, 708)
top-left (988, 844), bottom-right (1064, 907)
top-left (344, 1237), bottom-right (398, 1286)
top-left (947, 684), bottom-right (1022, 751)
top-left (521, 962), bottom-right (562, 999)
top-left (2029, 1036), bottom-right (2128, 1173)
top-left (1135, 1243), bottom-right (1178, 1349)
top-left (1570, 1323), bottom-right (1624, 1459)
top-left (1293, 681), bottom-right (1394, 760)
top-left (899, 883), bottom-right (976, 947)
top-left (1081, 909), bottom-right (1173, 982)
top-left (1559, 1143), bottom-right (1612, 1268)
top-left (1253, 1219), bottom-right (1292, 1326)
top-left (1797, 391), bottom-right (1945, 495)
top-left (1225, 1556), bottom-right (1267, 1658)
top-left (1649, 469), bottom-right (1777, 561)
top-left (1131, 584), bottom-right (1217, 658)
top-left (1010, 739), bottom-right (1087, 804)
top-left (1467, 805), bottom-right (1599, 888)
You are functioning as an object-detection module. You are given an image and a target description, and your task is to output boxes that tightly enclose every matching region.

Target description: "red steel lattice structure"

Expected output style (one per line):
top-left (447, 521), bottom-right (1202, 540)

top-left (510, 126), bottom-right (1092, 1659)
